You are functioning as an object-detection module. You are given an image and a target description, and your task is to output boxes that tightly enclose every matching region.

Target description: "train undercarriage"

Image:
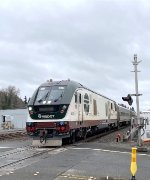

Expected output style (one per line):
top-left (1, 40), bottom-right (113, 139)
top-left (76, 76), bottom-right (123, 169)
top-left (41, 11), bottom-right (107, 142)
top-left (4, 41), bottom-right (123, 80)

top-left (26, 120), bottom-right (130, 147)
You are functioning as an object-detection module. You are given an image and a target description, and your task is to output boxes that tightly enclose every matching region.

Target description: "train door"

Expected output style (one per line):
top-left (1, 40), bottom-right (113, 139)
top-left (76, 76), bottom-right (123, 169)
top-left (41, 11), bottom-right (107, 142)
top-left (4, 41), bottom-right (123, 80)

top-left (77, 92), bottom-right (83, 122)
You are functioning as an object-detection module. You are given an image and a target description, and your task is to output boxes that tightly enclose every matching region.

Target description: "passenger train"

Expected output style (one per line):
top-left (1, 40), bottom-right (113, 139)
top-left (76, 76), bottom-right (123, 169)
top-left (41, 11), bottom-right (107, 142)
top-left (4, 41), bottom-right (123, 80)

top-left (26, 79), bottom-right (136, 146)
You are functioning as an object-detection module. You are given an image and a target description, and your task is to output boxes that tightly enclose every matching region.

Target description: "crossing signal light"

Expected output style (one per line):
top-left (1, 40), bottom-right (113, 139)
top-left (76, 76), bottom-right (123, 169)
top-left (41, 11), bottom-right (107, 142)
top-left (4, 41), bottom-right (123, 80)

top-left (24, 96), bottom-right (27, 105)
top-left (122, 94), bottom-right (133, 106)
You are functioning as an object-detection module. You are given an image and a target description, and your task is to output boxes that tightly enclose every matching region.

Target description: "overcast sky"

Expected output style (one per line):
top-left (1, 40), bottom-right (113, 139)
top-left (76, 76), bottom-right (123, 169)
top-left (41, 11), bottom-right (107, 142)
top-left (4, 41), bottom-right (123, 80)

top-left (0, 0), bottom-right (150, 111)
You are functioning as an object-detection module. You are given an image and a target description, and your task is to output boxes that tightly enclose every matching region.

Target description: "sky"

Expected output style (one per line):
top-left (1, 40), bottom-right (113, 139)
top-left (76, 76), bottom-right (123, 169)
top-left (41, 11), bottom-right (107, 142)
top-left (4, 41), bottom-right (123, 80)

top-left (0, 0), bottom-right (150, 111)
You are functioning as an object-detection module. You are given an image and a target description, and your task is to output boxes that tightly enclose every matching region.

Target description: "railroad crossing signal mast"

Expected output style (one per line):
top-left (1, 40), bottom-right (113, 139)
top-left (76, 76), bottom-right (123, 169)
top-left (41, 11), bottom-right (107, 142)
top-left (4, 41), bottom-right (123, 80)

top-left (122, 54), bottom-right (142, 147)
top-left (132, 54), bottom-right (142, 147)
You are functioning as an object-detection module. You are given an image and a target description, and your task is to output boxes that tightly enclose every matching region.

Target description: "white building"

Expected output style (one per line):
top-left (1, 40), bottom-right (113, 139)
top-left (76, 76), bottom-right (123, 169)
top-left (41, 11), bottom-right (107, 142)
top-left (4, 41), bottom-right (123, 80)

top-left (140, 111), bottom-right (150, 142)
top-left (0, 109), bottom-right (27, 129)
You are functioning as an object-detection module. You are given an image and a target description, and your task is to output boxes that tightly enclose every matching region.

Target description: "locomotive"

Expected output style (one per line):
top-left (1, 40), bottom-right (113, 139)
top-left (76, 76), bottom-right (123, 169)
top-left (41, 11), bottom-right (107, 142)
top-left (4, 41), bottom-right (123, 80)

top-left (26, 79), bottom-right (135, 146)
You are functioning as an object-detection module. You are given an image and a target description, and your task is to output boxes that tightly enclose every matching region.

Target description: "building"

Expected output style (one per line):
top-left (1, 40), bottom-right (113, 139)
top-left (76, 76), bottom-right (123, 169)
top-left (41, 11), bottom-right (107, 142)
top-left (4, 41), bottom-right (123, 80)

top-left (0, 109), bottom-right (27, 129)
top-left (140, 111), bottom-right (150, 142)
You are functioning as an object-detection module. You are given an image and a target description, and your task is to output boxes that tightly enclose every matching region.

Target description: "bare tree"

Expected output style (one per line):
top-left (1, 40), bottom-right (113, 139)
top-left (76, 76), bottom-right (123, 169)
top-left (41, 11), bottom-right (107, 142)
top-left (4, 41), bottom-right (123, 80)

top-left (0, 86), bottom-right (26, 109)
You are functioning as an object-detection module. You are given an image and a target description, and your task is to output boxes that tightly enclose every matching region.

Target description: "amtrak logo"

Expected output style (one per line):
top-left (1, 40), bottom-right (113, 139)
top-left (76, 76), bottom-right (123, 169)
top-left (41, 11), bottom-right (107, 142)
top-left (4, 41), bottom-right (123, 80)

top-left (38, 114), bottom-right (55, 119)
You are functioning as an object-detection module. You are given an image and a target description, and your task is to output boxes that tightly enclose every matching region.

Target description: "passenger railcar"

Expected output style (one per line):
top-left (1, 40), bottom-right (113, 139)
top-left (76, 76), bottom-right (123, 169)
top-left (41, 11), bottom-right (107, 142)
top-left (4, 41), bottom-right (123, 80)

top-left (26, 79), bottom-right (134, 146)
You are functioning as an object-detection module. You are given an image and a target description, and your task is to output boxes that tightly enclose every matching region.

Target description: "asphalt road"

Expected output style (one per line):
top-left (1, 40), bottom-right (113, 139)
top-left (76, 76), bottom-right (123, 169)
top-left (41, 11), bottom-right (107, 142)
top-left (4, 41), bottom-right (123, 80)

top-left (0, 138), bottom-right (31, 153)
top-left (0, 140), bottom-right (150, 180)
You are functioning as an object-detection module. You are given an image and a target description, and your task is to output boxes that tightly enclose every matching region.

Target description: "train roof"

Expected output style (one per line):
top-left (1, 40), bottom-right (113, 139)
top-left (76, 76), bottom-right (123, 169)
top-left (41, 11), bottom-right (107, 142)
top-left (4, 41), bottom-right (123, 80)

top-left (40, 79), bottom-right (82, 88)
top-left (28, 79), bottom-right (120, 106)
top-left (117, 104), bottom-right (136, 113)
top-left (117, 104), bottom-right (129, 109)
top-left (141, 111), bottom-right (150, 114)
top-left (40, 79), bottom-right (115, 103)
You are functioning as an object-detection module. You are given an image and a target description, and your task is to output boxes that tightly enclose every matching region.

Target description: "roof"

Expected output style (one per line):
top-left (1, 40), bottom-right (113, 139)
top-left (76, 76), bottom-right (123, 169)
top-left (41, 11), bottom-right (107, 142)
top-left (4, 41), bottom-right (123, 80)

top-left (40, 79), bottom-right (116, 103)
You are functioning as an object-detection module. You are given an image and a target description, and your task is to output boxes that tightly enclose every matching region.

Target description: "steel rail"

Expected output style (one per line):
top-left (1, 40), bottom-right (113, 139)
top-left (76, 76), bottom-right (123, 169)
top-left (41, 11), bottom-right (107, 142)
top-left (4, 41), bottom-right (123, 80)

top-left (0, 147), bottom-right (55, 170)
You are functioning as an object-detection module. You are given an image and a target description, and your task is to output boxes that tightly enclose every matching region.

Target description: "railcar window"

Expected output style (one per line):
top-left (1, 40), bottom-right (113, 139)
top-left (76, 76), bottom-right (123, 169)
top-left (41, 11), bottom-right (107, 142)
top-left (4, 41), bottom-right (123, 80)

top-left (79, 94), bottom-right (81, 104)
top-left (35, 87), bottom-right (50, 103)
top-left (75, 93), bottom-right (77, 103)
top-left (28, 88), bottom-right (38, 105)
top-left (114, 104), bottom-right (117, 111)
top-left (34, 86), bottom-right (65, 104)
top-left (84, 93), bottom-right (89, 104)
top-left (120, 112), bottom-right (130, 116)
top-left (48, 86), bottom-right (65, 102)
top-left (84, 93), bottom-right (89, 113)
top-left (111, 103), bottom-right (113, 110)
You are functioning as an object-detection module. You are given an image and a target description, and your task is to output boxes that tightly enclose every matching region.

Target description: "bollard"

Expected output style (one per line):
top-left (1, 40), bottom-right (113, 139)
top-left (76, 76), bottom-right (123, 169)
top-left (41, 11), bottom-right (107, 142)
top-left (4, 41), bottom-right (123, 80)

top-left (118, 133), bottom-right (121, 141)
top-left (131, 176), bottom-right (136, 180)
top-left (116, 133), bottom-right (121, 142)
top-left (116, 136), bottom-right (119, 142)
top-left (130, 147), bottom-right (137, 180)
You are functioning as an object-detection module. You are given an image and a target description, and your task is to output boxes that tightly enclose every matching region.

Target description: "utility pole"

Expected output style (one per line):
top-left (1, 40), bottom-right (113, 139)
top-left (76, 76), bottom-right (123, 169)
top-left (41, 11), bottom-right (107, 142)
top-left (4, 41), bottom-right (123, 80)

top-left (132, 54), bottom-right (142, 147)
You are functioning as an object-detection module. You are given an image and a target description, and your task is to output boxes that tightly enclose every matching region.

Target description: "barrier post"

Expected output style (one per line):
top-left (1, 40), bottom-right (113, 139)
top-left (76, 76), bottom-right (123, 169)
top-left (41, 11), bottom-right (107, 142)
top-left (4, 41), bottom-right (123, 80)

top-left (116, 133), bottom-right (121, 142)
top-left (130, 147), bottom-right (137, 180)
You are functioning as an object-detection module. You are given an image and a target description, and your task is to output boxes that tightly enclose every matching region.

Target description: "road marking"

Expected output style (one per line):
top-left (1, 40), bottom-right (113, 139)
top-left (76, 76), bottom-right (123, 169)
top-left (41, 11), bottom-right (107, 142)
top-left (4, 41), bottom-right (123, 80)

top-left (60, 174), bottom-right (96, 180)
top-left (36, 148), bottom-right (53, 151)
top-left (48, 148), bottom-right (68, 155)
top-left (0, 146), bottom-right (12, 149)
top-left (71, 147), bottom-right (150, 157)
top-left (71, 148), bottom-right (91, 150)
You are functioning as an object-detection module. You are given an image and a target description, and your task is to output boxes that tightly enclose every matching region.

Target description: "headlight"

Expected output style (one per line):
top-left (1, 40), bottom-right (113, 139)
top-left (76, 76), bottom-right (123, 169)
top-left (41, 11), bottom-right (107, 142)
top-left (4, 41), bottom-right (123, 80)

top-left (62, 105), bottom-right (67, 110)
top-left (28, 107), bottom-right (32, 111)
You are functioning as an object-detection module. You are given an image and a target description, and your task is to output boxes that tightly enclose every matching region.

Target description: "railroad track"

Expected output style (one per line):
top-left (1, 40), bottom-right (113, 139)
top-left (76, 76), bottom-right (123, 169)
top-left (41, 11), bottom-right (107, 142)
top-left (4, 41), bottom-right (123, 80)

top-left (0, 130), bottom-right (27, 141)
top-left (76, 125), bottom-right (130, 144)
top-left (0, 146), bottom-right (55, 172)
top-left (0, 125), bottom-right (130, 175)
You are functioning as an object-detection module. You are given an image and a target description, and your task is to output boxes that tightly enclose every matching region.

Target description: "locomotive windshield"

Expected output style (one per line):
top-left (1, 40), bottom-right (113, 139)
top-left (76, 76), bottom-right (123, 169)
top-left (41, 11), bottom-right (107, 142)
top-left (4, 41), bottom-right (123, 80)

top-left (34, 86), bottom-right (66, 105)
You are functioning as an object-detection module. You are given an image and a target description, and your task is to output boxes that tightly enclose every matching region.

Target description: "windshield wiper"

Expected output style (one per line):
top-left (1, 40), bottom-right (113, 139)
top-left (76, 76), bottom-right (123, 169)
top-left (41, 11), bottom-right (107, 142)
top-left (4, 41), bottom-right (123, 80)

top-left (38, 92), bottom-right (49, 103)
top-left (54, 94), bottom-right (63, 102)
